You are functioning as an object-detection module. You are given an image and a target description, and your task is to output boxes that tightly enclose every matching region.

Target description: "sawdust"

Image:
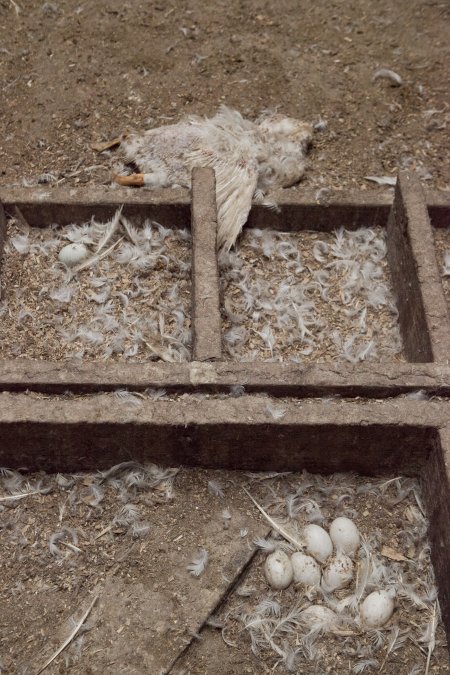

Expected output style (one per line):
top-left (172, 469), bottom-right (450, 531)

top-left (0, 0), bottom-right (449, 194)
top-left (177, 472), bottom-right (449, 675)
top-left (220, 228), bottom-right (403, 363)
top-left (0, 219), bottom-right (191, 362)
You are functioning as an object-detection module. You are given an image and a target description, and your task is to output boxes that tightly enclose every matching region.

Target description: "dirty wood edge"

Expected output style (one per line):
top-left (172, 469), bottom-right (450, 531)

top-left (0, 395), bottom-right (447, 474)
top-left (0, 360), bottom-right (449, 395)
top-left (420, 425), bottom-right (450, 648)
top-left (191, 168), bottom-right (222, 360)
top-left (400, 173), bottom-right (450, 362)
top-left (1, 187), bottom-right (448, 230)
top-left (165, 543), bottom-right (266, 673)
top-left (391, 172), bottom-right (450, 362)
top-left (0, 200), bottom-right (7, 282)
top-left (387, 174), bottom-right (432, 361)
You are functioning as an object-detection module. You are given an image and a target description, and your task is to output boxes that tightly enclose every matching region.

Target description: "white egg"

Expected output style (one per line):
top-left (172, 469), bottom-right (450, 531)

top-left (329, 517), bottom-right (360, 555)
top-left (291, 552), bottom-right (321, 586)
top-left (300, 605), bottom-right (337, 631)
top-left (58, 243), bottom-right (88, 267)
top-left (322, 553), bottom-right (354, 591)
top-left (360, 590), bottom-right (394, 628)
top-left (264, 550), bottom-right (293, 590)
top-left (303, 524), bottom-right (333, 563)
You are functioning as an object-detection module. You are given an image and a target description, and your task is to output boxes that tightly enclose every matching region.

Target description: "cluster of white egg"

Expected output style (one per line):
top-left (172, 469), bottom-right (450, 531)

top-left (264, 517), bottom-right (394, 629)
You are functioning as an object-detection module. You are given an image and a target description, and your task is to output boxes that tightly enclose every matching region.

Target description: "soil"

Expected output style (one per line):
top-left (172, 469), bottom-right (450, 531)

top-left (0, 0), bottom-right (449, 195)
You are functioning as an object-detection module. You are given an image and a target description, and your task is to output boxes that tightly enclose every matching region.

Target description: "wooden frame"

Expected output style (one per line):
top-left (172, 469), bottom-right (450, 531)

top-left (0, 171), bottom-right (449, 644)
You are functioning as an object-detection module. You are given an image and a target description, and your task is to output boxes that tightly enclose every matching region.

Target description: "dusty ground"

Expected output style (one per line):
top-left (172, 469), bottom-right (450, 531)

top-left (0, 1), bottom-right (449, 673)
top-left (0, 0), bottom-right (449, 194)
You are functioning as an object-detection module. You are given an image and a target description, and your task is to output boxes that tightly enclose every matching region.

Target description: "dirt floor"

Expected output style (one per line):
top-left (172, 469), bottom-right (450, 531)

top-left (0, 0), bottom-right (449, 194)
top-left (1, 467), bottom-right (449, 674)
top-left (1, 1), bottom-right (450, 673)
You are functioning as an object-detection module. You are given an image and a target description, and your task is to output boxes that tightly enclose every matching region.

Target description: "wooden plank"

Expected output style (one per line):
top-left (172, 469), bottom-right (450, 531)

top-left (387, 171), bottom-right (450, 363)
top-left (0, 359), bottom-right (448, 395)
top-left (0, 393), bottom-right (446, 473)
top-left (0, 199), bottom-right (8, 280)
top-left (420, 425), bottom-right (450, 647)
top-left (0, 186), bottom-right (448, 230)
top-left (191, 168), bottom-right (222, 361)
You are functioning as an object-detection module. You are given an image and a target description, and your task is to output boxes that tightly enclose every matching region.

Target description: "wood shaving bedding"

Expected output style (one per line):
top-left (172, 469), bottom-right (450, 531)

top-left (0, 216), bottom-right (192, 362)
top-left (220, 228), bottom-right (403, 363)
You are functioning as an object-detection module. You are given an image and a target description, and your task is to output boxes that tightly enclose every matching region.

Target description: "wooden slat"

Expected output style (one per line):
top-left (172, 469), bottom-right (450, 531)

top-left (0, 393), bottom-right (446, 473)
top-left (0, 199), bottom-right (7, 272)
top-left (0, 186), bottom-right (448, 229)
top-left (0, 359), bottom-right (449, 395)
top-left (387, 172), bottom-right (450, 363)
top-left (190, 168), bottom-right (222, 360)
top-left (421, 425), bottom-right (450, 647)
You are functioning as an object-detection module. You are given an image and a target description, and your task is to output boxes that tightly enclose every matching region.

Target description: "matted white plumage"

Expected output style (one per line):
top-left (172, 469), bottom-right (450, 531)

top-left (112, 106), bottom-right (313, 250)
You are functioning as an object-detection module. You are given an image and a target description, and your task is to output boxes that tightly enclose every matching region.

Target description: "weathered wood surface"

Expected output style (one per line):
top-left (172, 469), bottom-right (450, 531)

top-left (190, 168), bottom-right (222, 361)
top-left (421, 425), bottom-right (450, 647)
top-left (0, 185), bottom-right (448, 229)
top-left (0, 393), bottom-right (447, 473)
top-left (0, 200), bottom-right (8, 278)
top-left (0, 360), bottom-right (449, 395)
top-left (387, 172), bottom-right (450, 363)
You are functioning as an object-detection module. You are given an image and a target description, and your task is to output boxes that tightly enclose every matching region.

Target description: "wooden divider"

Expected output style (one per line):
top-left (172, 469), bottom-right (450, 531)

top-left (0, 359), bottom-right (448, 396)
top-left (421, 425), bottom-right (450, 646)
top-left (387, 172), bottom-right (450, 363)
top-left (0, 394), bottom-right (446, 473)
top-left (190, 167), bottom-right (222, 361)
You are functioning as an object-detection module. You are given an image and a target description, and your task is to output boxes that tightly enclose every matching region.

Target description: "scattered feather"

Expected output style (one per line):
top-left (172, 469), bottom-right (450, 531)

top-left (373, 69), bottom-right (403, 86)
top-left (187, 549), bottom-right (209, 577)
top-left (442, 251), bottom-right (450, 277)
top-left (208, 480), bottom-right (225, 498)
top-left (265, 400), bottom-right (286, 420)
top-left (35, 595), bottom-right (98, 674)
top-left (244, 488), bottom-right (303, 550)
top-left (364, 176), bottom-right (397, 186)
top-left (114, 389), bottom-right (144, 407)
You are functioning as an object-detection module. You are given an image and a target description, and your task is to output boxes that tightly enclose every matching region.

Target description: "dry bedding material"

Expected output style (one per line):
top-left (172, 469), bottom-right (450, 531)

top-left (0, 213), bottom-right (192, 362)
top-left (0, 213), bottom-right (403, 364)
top-left (219, 227), bottom-right (403, 363)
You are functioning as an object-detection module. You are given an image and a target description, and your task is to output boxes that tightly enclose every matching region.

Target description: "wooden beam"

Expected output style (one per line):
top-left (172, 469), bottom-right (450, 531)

top-left (0, 200), bottom-right (7, 280)
top-left (387, 172), bottom-right (450, 363)
top-left (0, 186), bottom-right (448, 229)
top-left (0, 359), bottom-right (448, 395)
top-left (421, 425), bottom-right (450, 647)
top-left (190, 168), bottom-right (222, 361)
top-left (0, 394), bottom-right (446, 473)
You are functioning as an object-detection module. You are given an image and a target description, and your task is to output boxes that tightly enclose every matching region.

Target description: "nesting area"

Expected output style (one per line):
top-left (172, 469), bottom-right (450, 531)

top-left (186, 472), bottom-right (448, 674)
top-left (433, 228), bottom-right (450, 309)
top-left (0, 465), bottom-right (448, 674)
top-left (0, 214), bottom-right (192, 362)
top-left (220, 227), bottom-right (403, 363)
top-left (0, 173), bottom-right (449, 674)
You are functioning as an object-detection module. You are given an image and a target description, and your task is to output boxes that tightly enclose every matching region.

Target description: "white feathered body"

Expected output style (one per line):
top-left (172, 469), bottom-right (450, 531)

top-left (119, 107), bottom-right (313, 249)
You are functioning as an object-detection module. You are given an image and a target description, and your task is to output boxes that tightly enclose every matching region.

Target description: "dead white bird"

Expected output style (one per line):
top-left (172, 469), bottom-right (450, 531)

top-left (112, 106), bottom-right (313, 250)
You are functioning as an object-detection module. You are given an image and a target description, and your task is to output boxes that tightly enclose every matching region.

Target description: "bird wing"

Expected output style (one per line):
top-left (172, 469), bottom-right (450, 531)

top-left (187, 147), bottom-right (258, 250)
